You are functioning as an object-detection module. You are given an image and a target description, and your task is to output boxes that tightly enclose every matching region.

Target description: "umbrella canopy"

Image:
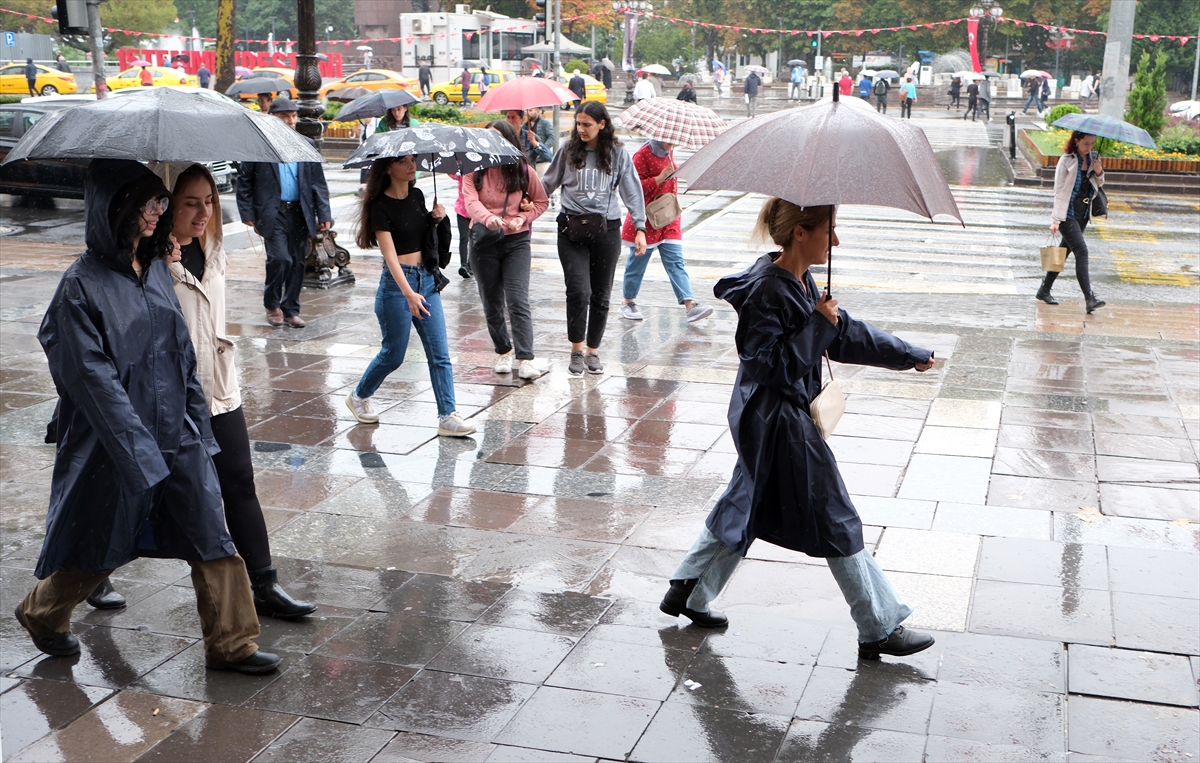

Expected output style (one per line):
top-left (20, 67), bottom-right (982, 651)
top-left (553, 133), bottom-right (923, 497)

top-left (129, 59), bottom-right (152, 67)
top-left (638, 64), bottom-right (672, 76)
top-left (235, 66), bottom-right (254, 77)
top-left (522, 34), bottom-right (591, 55)
top-left (171, 54), bottom-right (190, 63)
top-left (475, 76), bottom-right (576, 112)
top-left (787, 59), bottom-right (806, 67)
top-left (1051, 113), bottom-right (1156, 149)
top-left (873, 69), bottom-right (900, 79)
top-left (601, 58), bottom-right (616, 71)
top-left (619, 98), bottom-right (728, 150)
top-left (1021, 69), bottom-right (1052, 79)
top-left (343, 124), bottom-right (525, 174)
top-left (744, 65), bottom-right (770, 75)
top-left (982, 71), bottom-right (1002, 78)
top-left (336, 89), bottom-right (420, 121)
top-left (955, 71), bottom-right (983, 81)
top-left (327, 87), bottom-right (373, 103)
top-left (224, 77), bottom-right (291, 96)
top-left (1, 87), bottom-right (323, 165)
top-left (675, 94), bottom-right (962, 223)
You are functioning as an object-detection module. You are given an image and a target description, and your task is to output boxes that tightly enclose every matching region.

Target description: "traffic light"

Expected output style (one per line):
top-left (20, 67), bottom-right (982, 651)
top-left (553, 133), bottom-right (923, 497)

top-left (811, 38), bottom-right (818, 48)
top-left (54, 0), bottom-right (89, 35)
top-left (535, 0), bottom-right (546, 27)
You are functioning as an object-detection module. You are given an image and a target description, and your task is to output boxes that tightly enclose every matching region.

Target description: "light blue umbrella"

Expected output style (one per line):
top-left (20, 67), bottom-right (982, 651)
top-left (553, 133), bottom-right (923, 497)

top-left (1051, 113), bottom-right (1156, 149)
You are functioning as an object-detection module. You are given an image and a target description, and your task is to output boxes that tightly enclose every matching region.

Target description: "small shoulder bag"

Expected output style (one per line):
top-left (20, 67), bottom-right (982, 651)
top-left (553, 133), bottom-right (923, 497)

top-left (809, 353), bottom-right (845, 440)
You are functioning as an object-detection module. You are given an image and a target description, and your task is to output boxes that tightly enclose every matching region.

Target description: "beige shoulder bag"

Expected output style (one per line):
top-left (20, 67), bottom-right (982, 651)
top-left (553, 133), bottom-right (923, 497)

top-left (644, 155), bottom-right (681, 230)
top-left (809, 353), bottom-right (845, 440)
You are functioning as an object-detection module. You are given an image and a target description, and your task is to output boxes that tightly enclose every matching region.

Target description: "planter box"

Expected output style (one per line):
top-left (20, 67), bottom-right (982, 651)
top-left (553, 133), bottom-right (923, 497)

top-left (1019, 129), bottom-right (1200, 174)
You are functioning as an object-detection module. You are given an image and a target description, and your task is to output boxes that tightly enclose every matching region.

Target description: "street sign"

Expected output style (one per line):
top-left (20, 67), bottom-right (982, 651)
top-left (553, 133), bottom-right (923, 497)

top-left (3, 32), bottom-right (16, 47)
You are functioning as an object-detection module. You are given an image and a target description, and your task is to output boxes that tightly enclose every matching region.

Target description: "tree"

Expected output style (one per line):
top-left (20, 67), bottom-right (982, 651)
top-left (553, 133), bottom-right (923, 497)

top-left (1125, 50), bottom-right (1168, 139)
top-left (0, 0), bottom-right (178, 53)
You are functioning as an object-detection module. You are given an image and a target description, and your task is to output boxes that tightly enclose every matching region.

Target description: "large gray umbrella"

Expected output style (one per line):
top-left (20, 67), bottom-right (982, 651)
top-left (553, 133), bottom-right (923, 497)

top-left (1, 87), bottom-right (322, 165)
top-left (675, 91), bottom-right (962, 293)
top-left (224, 77), bottom-right (292, 97)
top-left (336, 89), bottom-right (420, 122)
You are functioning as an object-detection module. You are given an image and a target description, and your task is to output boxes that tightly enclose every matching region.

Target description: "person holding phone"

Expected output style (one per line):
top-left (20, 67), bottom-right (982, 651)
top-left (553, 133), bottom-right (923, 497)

top-left (345, 156), bottom-right (476, 437)
top-left (660, 198), bottom-right (938, 662)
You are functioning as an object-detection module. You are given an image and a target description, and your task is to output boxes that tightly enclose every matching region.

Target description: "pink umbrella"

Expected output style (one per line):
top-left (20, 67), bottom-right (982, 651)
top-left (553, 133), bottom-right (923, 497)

top-left (235, 66), bottom-right (254, 78)
top-left (129, 59), bottom-right (153, 67)
top-left (475, 76), bottom-right (577, 112)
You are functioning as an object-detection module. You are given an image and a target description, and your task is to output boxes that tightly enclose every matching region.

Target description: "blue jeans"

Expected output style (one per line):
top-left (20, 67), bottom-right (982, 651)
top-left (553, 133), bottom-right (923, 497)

top-left (1022, 93), bottom-right (1042, 113)
top-left (356, 265), bottom-right (456, 417)
top-left (672, 527), bottom-right (913, 643)
top-left (622, 242), bottom-right (694, 304)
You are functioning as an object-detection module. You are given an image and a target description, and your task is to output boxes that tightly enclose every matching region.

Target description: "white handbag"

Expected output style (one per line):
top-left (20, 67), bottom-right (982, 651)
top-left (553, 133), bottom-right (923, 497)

top-left (809, 353), bottom-right (845, 440)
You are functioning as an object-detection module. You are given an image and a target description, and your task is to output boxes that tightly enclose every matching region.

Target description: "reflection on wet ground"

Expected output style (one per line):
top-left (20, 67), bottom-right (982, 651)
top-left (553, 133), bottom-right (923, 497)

top-left (934, 147), bottom-right (1014, 187)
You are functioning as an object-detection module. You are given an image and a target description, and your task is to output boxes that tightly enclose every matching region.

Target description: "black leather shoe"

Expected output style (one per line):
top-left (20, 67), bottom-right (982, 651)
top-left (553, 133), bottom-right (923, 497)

top-left (206, 649), bottom-right (281, 674)
top-left (249, 565), bottom-right (317, 620)
top-left (1086, 294), bottom-right (1106, 314)
top-left (858, 626), bottom-right (935, 660)
top-left (459, 267), bottom-right (472, 279)
top-left (86, 578), bottom-right (127, 610)
top-left (659, 579), bottom-right (728, 628)
top-left (1035, 285), bottom-right (1058, 305)
top-left (14, 607), bottom-right (80, 657)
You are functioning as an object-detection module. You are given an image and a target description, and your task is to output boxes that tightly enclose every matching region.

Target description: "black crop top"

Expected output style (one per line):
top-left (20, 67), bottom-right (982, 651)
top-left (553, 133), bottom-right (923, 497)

top-left (369, 188), bottom-right (428, 254)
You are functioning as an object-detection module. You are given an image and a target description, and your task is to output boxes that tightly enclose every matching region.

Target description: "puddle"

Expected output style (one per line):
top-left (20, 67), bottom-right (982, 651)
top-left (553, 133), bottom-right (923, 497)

top-left (935, 147), bottom-right (1013, 187)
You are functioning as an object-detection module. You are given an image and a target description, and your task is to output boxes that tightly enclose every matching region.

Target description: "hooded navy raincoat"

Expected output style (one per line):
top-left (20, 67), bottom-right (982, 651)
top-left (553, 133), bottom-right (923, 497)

top-left (34, 160), bottom-right (234, 578)
top-left (706, 254), bottom-right (932, 558)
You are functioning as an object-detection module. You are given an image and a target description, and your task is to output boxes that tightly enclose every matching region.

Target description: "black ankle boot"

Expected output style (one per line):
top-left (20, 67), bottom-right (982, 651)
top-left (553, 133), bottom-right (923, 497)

top-left (206, 649), bottom-right (282, 674)
top-left (1036, 273), bottom-right (1059, 305)
top-left (14, 607), bottom-right (80, 656)
top-left (249, 566), bottom-right (316, 620)
top-left (86, 578), bottom-right (126, 610)
top-left (1085, 294), bottom-right (1106, 313)
top-left (659, 579), bottom-right (728, 628)
top-left (858, 626), bottom-right (935, 660)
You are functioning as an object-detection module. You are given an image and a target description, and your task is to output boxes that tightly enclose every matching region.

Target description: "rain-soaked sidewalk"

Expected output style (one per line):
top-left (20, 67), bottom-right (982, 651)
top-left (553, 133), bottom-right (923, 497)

top-left (1, 236), bottom-right (1198, 762)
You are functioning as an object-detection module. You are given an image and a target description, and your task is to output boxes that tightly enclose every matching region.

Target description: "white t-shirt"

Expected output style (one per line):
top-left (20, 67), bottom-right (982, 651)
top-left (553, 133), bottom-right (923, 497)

top-left (634, 79), bottom-right (656, 101)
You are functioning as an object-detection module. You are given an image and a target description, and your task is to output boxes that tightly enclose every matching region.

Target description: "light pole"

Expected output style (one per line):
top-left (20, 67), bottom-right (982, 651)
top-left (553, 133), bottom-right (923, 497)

top-left (293, 0), bottom-right (323, 144)
top-left (969, 0), bottom-right (1003, 68)
top-left (188, 10), bottom-right (197, 52)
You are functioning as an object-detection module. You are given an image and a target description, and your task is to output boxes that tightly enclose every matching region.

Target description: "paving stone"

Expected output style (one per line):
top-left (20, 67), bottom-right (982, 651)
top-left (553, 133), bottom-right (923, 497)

top-left (924, 735), bottom-right (1067, 762)
top-left (315, 612), bottom-right (467, 667)
top-left (13, 623), bottom-right (193, 690)
top-left (970, 580), bottom-right (1112, 647)
top-left (247, 654), bottom-right (416, 723)
top-left (251, 717), bottom-right (396, 763)
top-left (361, 730), bottom-right (497, 762)
top-left (915, 426), bottom-right (999, 458)
top-left (476, 588), bottom-right (612, 637)
top-left (484, 746), bottom-right (596, 762)
top-left (426, 623), bottom-right (577, 684)
top-left (1111, 591), bottom-right (1200, 654)
top-left (1106, 546), bottom-right (1200, 599)
top-left (495, 686), bottom-right (658, 760)
top-left (795, 664), bottom-right (935, 734)
top-left (886, 571), bottom-right (973, 632)
top-left (938, 632), bottom-right (1066, 694)
top-left (131, 704), bottom-right (298, 762)
top-left (629, 702), bottom-right (790, 763)
top-left (129, 642), bottom-right (303, 705)
top-left (777, 721), bottom-right (928, 763)
top-left (1069, 644), bottom-right (1198, 707)
top-left (545, 634), bottom-right (691, 701)
top-left (0, 679), bottom-right (113, 761)
top-left (928, 682), bottom-right (1064, 751)
top-left (898, 454), bottom-right (991, 504)
top-left (976, 537), bottom-right (1109, 589)
top-left (874, 528), bottom-right (980, 577)
top-left (1067, 696), bottom-right (1199, 761)
top-left (370, 574), bottom-right (510, 621)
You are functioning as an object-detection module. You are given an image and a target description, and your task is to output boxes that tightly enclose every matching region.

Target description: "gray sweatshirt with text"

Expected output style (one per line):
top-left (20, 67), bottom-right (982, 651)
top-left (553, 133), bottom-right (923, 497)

top-left (542, 141), bottom-right (647, 229)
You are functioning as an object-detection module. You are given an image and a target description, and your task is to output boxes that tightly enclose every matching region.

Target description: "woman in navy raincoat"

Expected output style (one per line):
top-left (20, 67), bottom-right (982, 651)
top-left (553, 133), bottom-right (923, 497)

top-left (14, 160), bottom-right (278, 674)
top-left (659, 199), bottom-right (938, 660)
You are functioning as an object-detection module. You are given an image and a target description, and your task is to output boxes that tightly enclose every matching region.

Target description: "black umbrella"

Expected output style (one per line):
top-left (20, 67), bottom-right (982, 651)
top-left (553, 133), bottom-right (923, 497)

top-left (336, 89), bottom-right (420, 122)
top-left (1, 87), bottom-right (322, 164)
top-left (327, 86), bottom-right (372, 103)
top-left (225, 77), bottom-right (291, 97)
top-left (172, 53), bottom-right (190, 63)
top-left (343, 124), bottom-right (524, 203)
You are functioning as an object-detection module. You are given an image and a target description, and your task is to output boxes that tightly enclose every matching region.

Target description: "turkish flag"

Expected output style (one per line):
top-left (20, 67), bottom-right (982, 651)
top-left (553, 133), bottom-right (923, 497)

top-left (967, 18), bottom-right (982, 72)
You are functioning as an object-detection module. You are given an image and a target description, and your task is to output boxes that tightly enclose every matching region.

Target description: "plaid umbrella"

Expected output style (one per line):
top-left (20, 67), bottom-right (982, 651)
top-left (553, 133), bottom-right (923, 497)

top-left (618, 97), bottom-right (728, 150)
top-left (1051, 113), bottom-right (1156, 149)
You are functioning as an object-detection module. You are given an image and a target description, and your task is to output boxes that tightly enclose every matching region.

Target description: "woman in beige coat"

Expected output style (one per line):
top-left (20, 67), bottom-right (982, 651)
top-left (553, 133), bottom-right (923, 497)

top-left (1037, 130), bottom-right (1106, 313)
top-left (88, 163), bottom-right (316, 620)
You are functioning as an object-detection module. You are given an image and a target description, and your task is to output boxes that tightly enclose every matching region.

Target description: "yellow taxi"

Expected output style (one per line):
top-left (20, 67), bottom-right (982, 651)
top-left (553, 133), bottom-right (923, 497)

top-left (107, 66), bottom-right (198, 92)
top-left (232, 67), bottom-right (298, 101)
top-left (0, 63), bottom-right (77, 96)
top-left (429, 68), bottom-right (515, 105)
top-left (557, 73), bottom-right (607, 104)
top-left (320, 69), bottom-right (421, 101)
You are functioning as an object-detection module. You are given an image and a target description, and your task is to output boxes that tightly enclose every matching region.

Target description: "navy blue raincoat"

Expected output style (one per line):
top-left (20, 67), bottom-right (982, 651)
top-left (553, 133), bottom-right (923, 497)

top-left (705, 255), bottom-right (932, 558)
top-left (35, 160), bottom-right (234, 578)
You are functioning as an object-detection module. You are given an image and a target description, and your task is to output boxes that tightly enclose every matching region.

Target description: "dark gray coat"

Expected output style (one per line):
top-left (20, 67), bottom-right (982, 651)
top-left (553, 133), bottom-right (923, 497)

top-left (35, 160), bottom-right (233, 577)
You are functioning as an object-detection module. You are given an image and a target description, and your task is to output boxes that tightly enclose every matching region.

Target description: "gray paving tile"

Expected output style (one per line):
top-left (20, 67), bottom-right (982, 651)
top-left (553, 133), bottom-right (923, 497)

top-left (315, 612), bottom-right (467, 667)
top-left (1067, 695), bottom-right (1199, 761)
top-left (630, 702), bottom-right (790, 763)
top-left (367, 670), bottom-right (536, 742)
top-left (969, 579), bottom-right (1112, 646)
top-left (1106, 546), bottom-right (1200, 599)
top-left (1111, 591), bottom-right (1200, 654)
top-left (131, 704), bottom-right (299, 763)
top-left (938, 631), bottom-right (1066, 693)
top-left (776, 721), bottom-right (927, 763)
top-left (0, 679), bottom-right (113, 761)
top-left (427, 623), bottom-right (576, 684)
top-left (931, 502), bottom-right (1052, 540)
top-left (667, 653), bottom-right (811, 719)
top-left (476, 588), bottom-right (612, 637)
top-left (928, 682), bottom-right (1064, 751)
top-left (874, 528), bottom-right (980, 577)
top-left (13, 623), bottom-right (193, 690)
top-left (370, 731), bottom-right (497, 762)
top-left (1069, 644), bottom-right (1198, 707)
top-left (495, 686), bottom-right (658, 760)
top-left (924, 735), bottom-right (1067, 762)
top-left (485, 747), bottom-right (596, 762)
top-left (977, 537), bottom-right (1109, 590)
top-left (850, 496), bottom-right (936, 530)
top-left (251, 718), bottom-right (396, 763)
top-left (129, 642), bottom-right (303, 705)
top-left (247, 654), bottom-right (416, 723)
top-left (795, 664), bottom-right (935, 734)
top-left (545, 634), bottom-right (691, 701)
top-left (698, 610), bottom-right (829, 665)
top-left (369, 574), bottom-right (510, 620)
top-left (898, 454), bottom-right (991, 504)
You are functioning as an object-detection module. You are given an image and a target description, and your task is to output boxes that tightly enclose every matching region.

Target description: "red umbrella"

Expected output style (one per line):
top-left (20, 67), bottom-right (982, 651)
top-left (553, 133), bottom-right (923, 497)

top-left (475, 76), bottom-right (577, 112)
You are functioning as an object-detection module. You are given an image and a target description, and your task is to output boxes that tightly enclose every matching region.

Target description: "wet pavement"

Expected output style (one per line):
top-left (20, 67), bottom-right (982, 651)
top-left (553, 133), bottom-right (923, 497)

top-left (1, 112), bottom-right (1198, 762)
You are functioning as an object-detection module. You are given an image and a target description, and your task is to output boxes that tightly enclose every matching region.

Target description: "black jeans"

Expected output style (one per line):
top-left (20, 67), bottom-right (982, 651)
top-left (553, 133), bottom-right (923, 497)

top-left (456, 213), bottom-right (472, 273)
top-left (1044, 217), bottom-right (1094, 297)
top-left (473, 231), bottom-right (535, 359)
top-left (900, 97), bottom-right (912, 119)
top-left (262, 206), bottom-right (309, 317)
top-left (557, 215), bottom-right (622, 348)
top-left (979, 99), bottom-right (991, 120)
top-left (964, 96), bottom-right (978, 120)
top-left (210, 406), bottom-right (272, 572)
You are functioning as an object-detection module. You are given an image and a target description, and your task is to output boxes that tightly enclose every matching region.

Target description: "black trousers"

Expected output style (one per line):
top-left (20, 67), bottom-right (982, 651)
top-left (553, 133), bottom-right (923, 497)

top-left (979, 99), bottom-right (991, 120)
top-left (1043, 217), bottom-right (1094, 297)
top-left (261, 206), bottom-right (309, 317)
top-left (964, 96), bottom-right (978, 120)
top-left (557, 215), bottom-right (622, 348)
top-left (900, 98), bottom-right (912, 119)
top-left (474, 231), bottom-right (534, 359)
top-left (210, 406), bottom-right (272, 572)
top-left (456, 213), bottom-right (472, 273)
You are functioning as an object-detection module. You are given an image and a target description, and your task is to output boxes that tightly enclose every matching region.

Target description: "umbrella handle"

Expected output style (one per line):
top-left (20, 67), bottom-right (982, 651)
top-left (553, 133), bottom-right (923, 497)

top-left (825, 217), bottom-right (832, 299)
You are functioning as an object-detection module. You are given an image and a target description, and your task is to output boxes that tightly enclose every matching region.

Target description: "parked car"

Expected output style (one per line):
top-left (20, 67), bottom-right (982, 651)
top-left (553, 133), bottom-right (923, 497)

top-left (428, 68), bottom-right (515, 105)
top-left (0, 63), bottom-right (78, 96)
top-left (554, 73), bottom-right (607, 104)
top-left (320, 69), bottom-right (421, 102)
top-left (0, 101), bottom-right (236, 199)
top-left (106, 66), bottom-right (199, 92)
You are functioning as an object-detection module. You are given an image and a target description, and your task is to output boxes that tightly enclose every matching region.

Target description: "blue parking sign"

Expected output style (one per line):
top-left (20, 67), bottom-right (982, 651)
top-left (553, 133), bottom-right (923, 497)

top-left (3, 32), bottom-right (16, 47)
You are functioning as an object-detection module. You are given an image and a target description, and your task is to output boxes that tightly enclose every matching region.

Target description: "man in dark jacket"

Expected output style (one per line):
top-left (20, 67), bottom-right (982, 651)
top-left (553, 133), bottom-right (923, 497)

top-left (676, 80), bottom-right (698, 103)
top-left (1022, 76), bottom-right (1042, 114)
top-left (236, 98), bottom-right (332, 328)
top-left (523, 106), bottom-right (555, 170)
top-left (418, 63), bottom-right (432, 97)
top-left (964, 80), bottom-right (979, 121)
top-left (568, 69), bottom-right (586, 105)
top-left (873, 77), bottom-right (889, 113)
top-left (744, 71), bottom-right (760, 117)
top-left (54, 53), bottom-right (71, 73)
top-left (24, 57), bottom-right (38, 96)
top-left (197, 64), bottom-right (211, 89)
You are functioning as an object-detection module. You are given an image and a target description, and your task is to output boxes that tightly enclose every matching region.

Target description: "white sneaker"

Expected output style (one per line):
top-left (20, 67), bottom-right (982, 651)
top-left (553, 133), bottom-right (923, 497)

top-left (345, 393), bottom-right (379, 424)
top-left (494, 352), bottom-right (514, 374)
top-left (438, 412), bottom-right (477, 437)
top-left (619, 302), bottom-right (644, 321)
top-left (686, 304), bottom-right (714, 323)
top-left (518, 358), bottom-right (549, 380)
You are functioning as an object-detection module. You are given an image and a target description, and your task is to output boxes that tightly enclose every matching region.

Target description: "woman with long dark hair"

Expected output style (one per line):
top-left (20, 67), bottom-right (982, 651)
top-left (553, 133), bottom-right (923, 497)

top-left (542, 101), bottom-right (647, 375)
top-left (661, 199), bottom-right (938, 661)
top-left (16, 160), bottom-right (278, 674)
top-left (461, 119), bottom-right (550, 380)
top-left (1038, 130), bottom-right (1106, 313)
top-left (345, 156), bottom-right (476, 437)
top-left (87, 164), bottom-right (316, 620)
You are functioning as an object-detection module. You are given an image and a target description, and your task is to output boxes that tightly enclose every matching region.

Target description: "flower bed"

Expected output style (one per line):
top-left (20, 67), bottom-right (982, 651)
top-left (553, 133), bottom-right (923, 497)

top-left (1021, 128), bottom-right (1200, 174)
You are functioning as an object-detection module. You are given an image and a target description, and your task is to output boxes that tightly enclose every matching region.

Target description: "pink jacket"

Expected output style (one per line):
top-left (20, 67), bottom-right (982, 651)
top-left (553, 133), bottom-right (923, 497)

top-left (450, 174), bottom-right (469, 218)
top-left (461, 165), bottom-right (549, 235)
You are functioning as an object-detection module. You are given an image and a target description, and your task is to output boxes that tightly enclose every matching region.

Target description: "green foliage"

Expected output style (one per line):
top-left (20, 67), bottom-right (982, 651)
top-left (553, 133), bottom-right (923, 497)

top-left (1044, 103), bottom-right (1081, 128)
top-left (171, 0), bottom-right (356, 44)
top-left (409, 104), bottom-right (505, 125)
top-left (1094, 137), bottom-right (1117, 156)
top-left (564, 59), bottom-right (591, 75)
top-left (322, 101), bottom-right (343, 120)
top-left (0, 95), bottom-right (25, 104)
top-left (1157, 124), bottom-right (1200, 156)
top-left (1123, 50), bottom-right (1168, 140)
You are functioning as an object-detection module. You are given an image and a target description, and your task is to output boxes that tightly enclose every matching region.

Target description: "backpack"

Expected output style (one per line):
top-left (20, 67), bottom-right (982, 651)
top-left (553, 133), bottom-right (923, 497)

top-left (873, 79), bottom-right (887, 96)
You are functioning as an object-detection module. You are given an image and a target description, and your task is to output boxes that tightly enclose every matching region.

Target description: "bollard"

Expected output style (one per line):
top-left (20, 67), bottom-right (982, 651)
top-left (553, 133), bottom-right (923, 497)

top-left (1005, 111), bottom-right (1017, 160)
